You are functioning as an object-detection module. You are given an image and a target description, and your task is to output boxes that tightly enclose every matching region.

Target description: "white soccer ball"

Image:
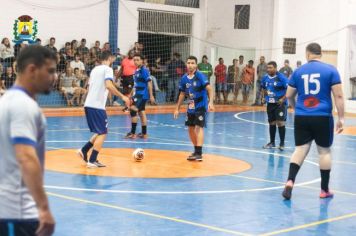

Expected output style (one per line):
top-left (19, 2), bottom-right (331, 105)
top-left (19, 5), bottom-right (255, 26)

top-left (132, 148), bottom-right (145, 162)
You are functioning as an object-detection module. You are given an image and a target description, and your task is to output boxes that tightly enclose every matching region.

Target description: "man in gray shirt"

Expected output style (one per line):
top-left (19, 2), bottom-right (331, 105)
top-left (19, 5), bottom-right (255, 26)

top-left (253, 56), bottom-right (267, 106)
top-left (0, 45), bottom-right (56, 236)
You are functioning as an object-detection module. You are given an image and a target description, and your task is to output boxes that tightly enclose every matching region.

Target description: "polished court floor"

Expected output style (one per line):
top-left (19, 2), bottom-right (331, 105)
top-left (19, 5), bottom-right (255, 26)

top-left (44, 108), bottom-right (356, 235)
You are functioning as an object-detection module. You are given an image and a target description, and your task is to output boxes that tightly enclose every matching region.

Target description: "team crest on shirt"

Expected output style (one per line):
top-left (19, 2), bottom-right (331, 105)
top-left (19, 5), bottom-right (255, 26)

top-left (274, 82), bottom-right (277, 86)
top-left (193, 81), bottom-right (197, 86)
top-left (186, 83), bottom-right (191, 88)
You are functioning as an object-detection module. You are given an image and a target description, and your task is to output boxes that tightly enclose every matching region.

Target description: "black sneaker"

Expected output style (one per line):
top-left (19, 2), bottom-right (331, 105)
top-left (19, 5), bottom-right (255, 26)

top-left (278, 145), bottom-right (285, 151)
top-left (282, 180), bottom-right (294, 200)
top-left (187, 154), bottom-right (203, 161)
top-left (263, 142), bottom-right (276, 149)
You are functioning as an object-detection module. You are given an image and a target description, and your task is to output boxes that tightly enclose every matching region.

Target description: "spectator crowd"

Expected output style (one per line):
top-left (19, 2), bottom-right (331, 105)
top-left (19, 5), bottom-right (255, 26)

top-left (1, 36), bottom-right (300, 106)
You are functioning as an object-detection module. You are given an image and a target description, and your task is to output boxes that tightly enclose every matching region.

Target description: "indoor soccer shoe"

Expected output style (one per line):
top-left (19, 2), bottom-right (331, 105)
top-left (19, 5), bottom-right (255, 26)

top-left (263, 142), bottom-right (276, 149)
top-left (187, 154), bottom-right (203, 161)
top-left (320, 190), bottom-right (334, 198)
top-left (125, 132), bottom-right (137, 139)
top-left (76, 149), bottom-right (88, 163)
top-left (282, 180), bottom-right (294, 200)
top-left (278, 145), bottom-right (285, 151)
top-left (137, 133), bottom-right (148, 139)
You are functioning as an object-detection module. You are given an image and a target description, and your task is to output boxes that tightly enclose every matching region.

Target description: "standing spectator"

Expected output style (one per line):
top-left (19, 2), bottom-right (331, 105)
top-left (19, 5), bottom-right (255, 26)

top-left (0, 38), bottom-right (15, 68)
top-left (118, 50), bottom-right (136, 96)
top-left (102, 42), bottom-right (111, 52)
top-left (133, 42), bottom-right (140, 53)
top-left (296, 60), bottom-right (302, 69)
top-left (1, 66), bottom-right (16, 89)
top-left (71, 40), bottom-right (78, 55)
top-left (167, 52), bottom-right (186, 102)
top-left (279, 59), bottom-right (293, 78)
top-left (214, 57), bottom-right (227, 104)
top-left (227, 59), bottom-right (239, 104)
top-left (235, 55), bottom-right (245, 103)
top-left (70, 53), bottom-right (85, 73)
top-left (113, 48), bottom-right (122, 68)
top-left (198, 55), bottom-right (213, 82)
top-left (151, 56), bottom-right (165, 91)
top-left (253, 56), bottom-right (267, 106)
top-left (241, 60), bottom-right (255, 104)
top-left (45, 37), bottom-right (57, 53)
top-left (77, 38), bottom-right (89, 56)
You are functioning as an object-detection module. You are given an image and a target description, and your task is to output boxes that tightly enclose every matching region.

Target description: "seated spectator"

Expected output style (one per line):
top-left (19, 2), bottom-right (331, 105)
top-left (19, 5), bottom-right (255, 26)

top-left (77, 38), bottom-right (89, 56)
top-left (59, 42), bottom-right (71, 57)
top-left (82, 53), bottom-right (93, 75)
top-left (90, 40), bottom-right (101, 60)
top-left (102, 42), bottom-right (111, 52)
top-left (72, 68), bottom-right (87, 106)
top-left (70, 53), bottom-right (85, 72)
top-left (0, 37), bottom-right (15, 69)
top-left (1, 66), bottom-right (16, 89)
top-left (65, 48), bottom-right (74, 62)
top-left (71, 40), bottom-right (78, 55)
top-left (35, 38), bottom-right (42, 45)
top-left (59, 67), bottom-right (77, 106)
top-left (45, 37), bottom-right (57, 53)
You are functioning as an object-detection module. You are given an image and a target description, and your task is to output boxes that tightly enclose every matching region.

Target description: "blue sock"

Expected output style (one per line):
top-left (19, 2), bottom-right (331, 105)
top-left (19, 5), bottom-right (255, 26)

top-left (89, 150), bottom-right (99, 163)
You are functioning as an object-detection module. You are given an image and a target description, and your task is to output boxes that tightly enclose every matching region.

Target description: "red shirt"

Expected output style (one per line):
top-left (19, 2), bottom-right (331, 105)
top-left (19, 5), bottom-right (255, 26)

top-left (214, 64), bottom-right (227, 83)
top-left (121, 58), bottom-right (136, 76)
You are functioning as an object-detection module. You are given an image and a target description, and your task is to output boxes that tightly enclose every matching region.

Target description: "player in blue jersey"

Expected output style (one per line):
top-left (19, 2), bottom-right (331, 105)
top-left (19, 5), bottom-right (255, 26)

top-left (125, 54), bottom-right (155, 139)
top-left (261, 61), bottom-right (289, 151)
top-left (174, 56), bottom-right (214, 161)
top-left (282, 43), bottom-right (345, 200)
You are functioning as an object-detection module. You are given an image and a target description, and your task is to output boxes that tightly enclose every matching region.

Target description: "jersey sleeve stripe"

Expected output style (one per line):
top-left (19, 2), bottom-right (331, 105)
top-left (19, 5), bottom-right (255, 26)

top-left (331, 81), bottom-right (341, 86)
top-left (105, 78), bottom-right (114, 81)
top-left (11, 137), bottom-right (37, 147)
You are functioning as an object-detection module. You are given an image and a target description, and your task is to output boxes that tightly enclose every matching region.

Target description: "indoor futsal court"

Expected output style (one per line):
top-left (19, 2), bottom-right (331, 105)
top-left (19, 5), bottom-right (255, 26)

top-left (43, 106), bottom-right (356, 236)
top-left (2, 0), bottom-right (356, 236)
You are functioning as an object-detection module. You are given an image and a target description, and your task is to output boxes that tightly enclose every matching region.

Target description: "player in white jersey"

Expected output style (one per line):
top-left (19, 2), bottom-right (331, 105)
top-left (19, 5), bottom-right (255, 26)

top-left (0, 45), bottom-right (56, 236)
top-left (77, 51), bottom-right (129, 168)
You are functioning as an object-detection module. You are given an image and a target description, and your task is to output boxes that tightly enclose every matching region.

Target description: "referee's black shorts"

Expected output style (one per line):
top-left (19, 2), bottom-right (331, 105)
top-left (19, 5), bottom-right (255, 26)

top-left (294, 116), bottom-right (334, 148)
top-left (267, 103), bottom-right (287, 123)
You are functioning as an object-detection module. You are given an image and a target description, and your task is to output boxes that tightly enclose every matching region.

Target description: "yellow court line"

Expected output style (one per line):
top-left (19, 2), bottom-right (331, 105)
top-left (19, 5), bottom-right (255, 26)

top-left (260, 212), bottom-right (356, 236)
top-left (47, 192), bottom-right (252, 236)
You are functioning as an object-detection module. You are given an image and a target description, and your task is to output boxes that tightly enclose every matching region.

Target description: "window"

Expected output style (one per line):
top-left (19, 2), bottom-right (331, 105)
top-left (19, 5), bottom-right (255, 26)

top-left (283, 38), bottom-right (296, 54)
top-left (234, 5), bottom-right (250, 29)
top-left (130, 0), bottom-right (199, 8)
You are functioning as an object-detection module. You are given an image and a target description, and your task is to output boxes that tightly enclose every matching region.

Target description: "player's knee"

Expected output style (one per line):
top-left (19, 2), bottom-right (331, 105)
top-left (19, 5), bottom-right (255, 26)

top-left (130, 109), bottom-right (137, 117)
top-left (277, 121), bottom-right (285, 127)
top-left (269, 121), bottom-right (276, 125)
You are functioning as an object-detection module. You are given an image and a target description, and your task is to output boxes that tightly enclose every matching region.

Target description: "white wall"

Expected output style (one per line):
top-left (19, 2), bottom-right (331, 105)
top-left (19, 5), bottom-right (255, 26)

top-left (202, 0), bottom-right (274, 65)
top-left (271, 0), bottom-right (340, 69)
top-left (0, 0), bottom-right (110, 49)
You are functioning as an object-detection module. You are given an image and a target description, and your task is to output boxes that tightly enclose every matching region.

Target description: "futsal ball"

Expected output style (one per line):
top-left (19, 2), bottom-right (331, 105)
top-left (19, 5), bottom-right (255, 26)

top-left (132, 148), bottom-right (145, 162)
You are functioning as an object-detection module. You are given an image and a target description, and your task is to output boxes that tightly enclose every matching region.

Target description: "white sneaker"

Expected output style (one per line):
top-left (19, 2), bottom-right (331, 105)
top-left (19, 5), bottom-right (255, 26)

top-left (87, 162), bottom-right (98, 168)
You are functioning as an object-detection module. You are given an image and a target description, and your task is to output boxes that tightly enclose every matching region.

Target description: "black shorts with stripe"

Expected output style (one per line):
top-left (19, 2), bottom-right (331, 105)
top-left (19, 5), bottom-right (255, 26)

top-left (0, 220), bottom-right (39, 236)
top-left (294, 116), bottom-right (334, 148)
top-left (185, 111), bottom-right (207, 128)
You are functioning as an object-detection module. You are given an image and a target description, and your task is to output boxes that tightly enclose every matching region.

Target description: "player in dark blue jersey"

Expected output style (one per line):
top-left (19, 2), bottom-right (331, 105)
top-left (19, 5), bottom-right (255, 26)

top-left (283, 43), bottom-right (345, 200)
top-left (174, 56), bottom-right (214, 161)
top-left (261, 61), bottom-right (289, 151)
top-left (125, 54), bottom-right (155, 139)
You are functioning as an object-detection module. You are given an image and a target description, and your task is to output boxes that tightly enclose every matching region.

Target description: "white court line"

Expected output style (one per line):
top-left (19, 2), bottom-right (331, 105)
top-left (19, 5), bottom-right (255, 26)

top-left (234, 111), bottom-right (294, 129)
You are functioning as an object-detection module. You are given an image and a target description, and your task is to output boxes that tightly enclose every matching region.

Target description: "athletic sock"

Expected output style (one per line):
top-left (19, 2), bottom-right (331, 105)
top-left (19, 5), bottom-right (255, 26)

top-left (194, 146), bottom-right (198, 154)
top-left (89, 149), bottom-right (99, 163)
top-left (142, 126), bottom-right (147, 135)
top-left (131, 123), bottom-right (137, 134)
top-left (269, 124), bottom-right (277, 144)
top-left (287, 163), bottom-right (300, 183)
top-left (278, 126), bottom-right (286, 146)
top-left (81, 141), bottom-right (93, 155)
top-left (320, 169), bottom-right (331, 192)
top-left (196, 146), bottom-right (202, 155)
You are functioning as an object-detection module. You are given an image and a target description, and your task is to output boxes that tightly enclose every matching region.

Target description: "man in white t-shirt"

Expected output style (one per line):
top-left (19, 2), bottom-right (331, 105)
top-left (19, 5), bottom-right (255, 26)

top-left (69, 53), bottom-right (85, 72)
top-left (77, 51), bottom-right (129, 168)
top-left (0, 45), bottom-right (56, 236)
